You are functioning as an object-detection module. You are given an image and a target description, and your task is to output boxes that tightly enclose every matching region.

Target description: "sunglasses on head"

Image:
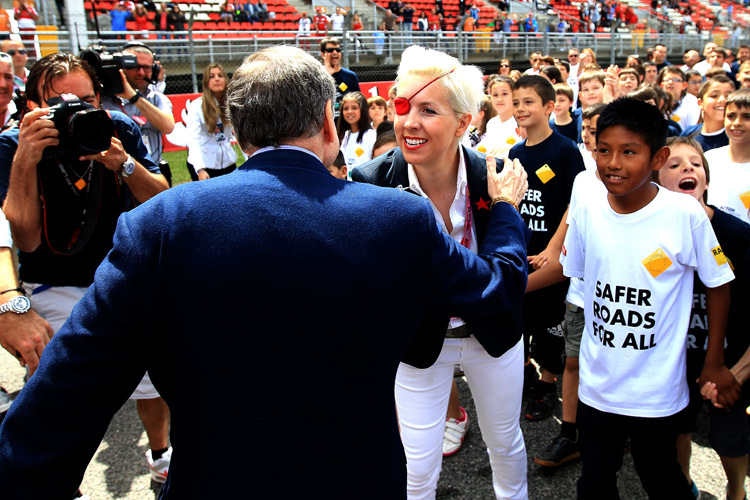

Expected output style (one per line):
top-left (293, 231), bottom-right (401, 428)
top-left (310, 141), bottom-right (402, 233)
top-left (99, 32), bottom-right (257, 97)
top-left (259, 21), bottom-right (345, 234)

top-left (325, 47), bottom-right (342, 53)
top-left (394, 69), bottom-right (454, 115)
top-left (7, 49), bottom-right (26, 56)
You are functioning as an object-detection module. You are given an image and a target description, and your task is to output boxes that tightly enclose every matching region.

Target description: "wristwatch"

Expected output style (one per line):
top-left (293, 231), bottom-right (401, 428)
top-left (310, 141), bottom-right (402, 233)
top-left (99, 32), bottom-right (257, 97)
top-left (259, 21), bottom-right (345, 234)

top-left (0, 295), bottom-right (31, 315)
top-left (120, 155), bottom-right (136, 178)
top-left (128, 90), bottom-right (142, 104)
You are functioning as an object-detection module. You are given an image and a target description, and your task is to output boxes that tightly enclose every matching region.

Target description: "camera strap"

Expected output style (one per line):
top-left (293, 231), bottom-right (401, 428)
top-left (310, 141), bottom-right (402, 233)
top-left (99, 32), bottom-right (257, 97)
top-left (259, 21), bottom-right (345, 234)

top-left (38, 158), bottom-right (106, 256)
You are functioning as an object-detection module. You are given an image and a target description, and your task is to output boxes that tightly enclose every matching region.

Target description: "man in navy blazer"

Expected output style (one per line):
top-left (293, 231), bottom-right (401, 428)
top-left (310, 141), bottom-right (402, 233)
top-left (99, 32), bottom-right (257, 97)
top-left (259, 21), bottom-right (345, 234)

top-left (0, 46), bottom-right (529, 499)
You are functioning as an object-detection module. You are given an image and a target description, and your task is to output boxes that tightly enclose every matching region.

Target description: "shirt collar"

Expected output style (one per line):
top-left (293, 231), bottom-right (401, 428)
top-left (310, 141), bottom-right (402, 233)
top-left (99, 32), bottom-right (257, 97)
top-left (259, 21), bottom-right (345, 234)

top-left (406, 146), bottom-right (467, 202)
top-left (251, 145), bottom-right (322, 163)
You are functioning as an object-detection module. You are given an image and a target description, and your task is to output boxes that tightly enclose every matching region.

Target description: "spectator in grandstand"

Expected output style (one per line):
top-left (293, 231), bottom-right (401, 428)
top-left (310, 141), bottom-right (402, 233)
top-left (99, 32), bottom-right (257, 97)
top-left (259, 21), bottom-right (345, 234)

top-left (156, 3), bottom-right (171, 48)
top-left (169, 5), bottom-right (187, 58)
top-left (1, 40), bottom-right (28, 92)
top-left (330, 6), bottom-right (345, 32)
top-left (220, 1), bottom-right (234, 23)
top-left (353, 44), bottom-right (529, 500)
top-left (568, 48), bottom-right (581, 76)
top-left (320, 37), bottom-right (360, 120)
top-left (402, 3), bottom-right (415, 43)
top-left (313, 6), bottom-right (329, 34)
top-left (297, 11), bottom-right (311, 49)
top-left (186, 63), bottom-right (238, 180)
top-left (524, 12), bottom-right (538, 32)
top-left (14, 0), bottom-right (37, 58)
top-left (133, 4), bottom-right (149, 38)
top-left (111, 2), bottom-right (132, 39)
top-left (580, 47), bottom-right (599, 70)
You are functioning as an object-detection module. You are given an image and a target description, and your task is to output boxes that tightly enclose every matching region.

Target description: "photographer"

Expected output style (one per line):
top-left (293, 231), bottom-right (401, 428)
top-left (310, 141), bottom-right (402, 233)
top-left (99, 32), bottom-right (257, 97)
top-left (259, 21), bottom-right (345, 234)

top-left (0, 52), bottom-right (169, 487)
top-left (101, 43), bottom-right (174, 185)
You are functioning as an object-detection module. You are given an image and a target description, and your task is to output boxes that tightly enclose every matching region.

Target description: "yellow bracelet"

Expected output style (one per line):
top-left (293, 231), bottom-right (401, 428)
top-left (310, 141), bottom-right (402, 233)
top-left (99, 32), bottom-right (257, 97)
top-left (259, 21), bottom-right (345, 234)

top-left (491, 196), bottom-right (519, 211)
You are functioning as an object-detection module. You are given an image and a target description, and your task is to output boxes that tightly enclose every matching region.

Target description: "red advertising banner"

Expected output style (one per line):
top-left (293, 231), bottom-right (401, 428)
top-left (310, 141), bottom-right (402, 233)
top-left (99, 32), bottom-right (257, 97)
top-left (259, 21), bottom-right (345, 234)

top-left (163, 81), bottom-right (395, 152)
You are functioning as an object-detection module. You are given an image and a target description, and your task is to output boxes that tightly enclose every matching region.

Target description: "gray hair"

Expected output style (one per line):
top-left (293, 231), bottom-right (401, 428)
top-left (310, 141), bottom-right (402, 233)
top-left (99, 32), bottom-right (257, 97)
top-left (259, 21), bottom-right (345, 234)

top-left (395, 45), bottom-right (484, 116)
top-left (226, 45), bottom-right (336, 150)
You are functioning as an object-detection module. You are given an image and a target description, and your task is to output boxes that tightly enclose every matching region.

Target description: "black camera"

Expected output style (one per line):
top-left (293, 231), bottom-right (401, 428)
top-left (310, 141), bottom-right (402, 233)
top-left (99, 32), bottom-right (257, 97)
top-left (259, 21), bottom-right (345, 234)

top-left (43, 94), bottom-right (115, 161)
top-left (80, 44), bottom-right (140, 97)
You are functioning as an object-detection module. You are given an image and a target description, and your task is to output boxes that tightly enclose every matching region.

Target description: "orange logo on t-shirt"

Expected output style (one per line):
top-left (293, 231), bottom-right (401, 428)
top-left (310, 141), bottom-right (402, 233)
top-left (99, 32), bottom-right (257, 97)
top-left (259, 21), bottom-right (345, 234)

top-left (642, 248), bottom-right (672, 278)
top-left (740, 190), bottom-right (750, 210)
top-left (536, 164), bottom-right (555, 184)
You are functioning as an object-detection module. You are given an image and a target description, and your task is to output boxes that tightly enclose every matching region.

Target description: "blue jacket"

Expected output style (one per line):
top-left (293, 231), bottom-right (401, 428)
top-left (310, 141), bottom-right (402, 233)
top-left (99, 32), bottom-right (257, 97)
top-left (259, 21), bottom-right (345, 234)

top-left (0, 147), bottom-right (528, 499)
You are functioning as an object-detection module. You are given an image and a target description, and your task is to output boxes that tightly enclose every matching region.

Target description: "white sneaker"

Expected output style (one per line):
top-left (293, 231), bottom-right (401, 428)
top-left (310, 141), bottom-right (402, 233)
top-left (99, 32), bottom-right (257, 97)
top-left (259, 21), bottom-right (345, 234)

top-left (146, 446), bottom-right (172, 483)
top-left (442, 407), bottom-right (469, 457)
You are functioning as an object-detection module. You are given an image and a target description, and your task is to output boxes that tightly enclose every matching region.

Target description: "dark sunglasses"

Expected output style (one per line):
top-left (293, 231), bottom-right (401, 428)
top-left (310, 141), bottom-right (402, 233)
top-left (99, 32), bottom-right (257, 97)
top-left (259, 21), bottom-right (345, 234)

top-left (325, 47), bottom-right (342, 53)
top-left (499, 64), bottom-right (510, 68)
top-left (7, 49), bottom-right (26, 56)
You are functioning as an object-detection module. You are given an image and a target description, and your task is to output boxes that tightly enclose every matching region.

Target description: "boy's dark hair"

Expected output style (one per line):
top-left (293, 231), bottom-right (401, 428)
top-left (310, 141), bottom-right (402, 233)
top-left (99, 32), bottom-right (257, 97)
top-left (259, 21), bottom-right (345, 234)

top-left (684, 69), bottom-right (702, 81)
top-left (513, 75), bottom-right (555, 105)
top-left (726, 87), bottom-right (750, 110)
top-left (333, 150), bottom-right (346, 168)
top-left (582, 102), bottom-right (607, 120)
top-left (642, 61), bottom-right (657, 70)
top-left (697, 74), bottom-right (734, 99)
top-left (541, 65), bottom-right (563, 84)
top-left (376, 120), bottom-right (394, 137)
top-left (596, 98), bottom-right (667, 156)
top-left (372, 130), bottom-right (397, 155)
top-left (556, 60), bottom-right (570, 73)
top-left (618, 67), bottom-right (639, 80)
top-left (553, 83), bottom-right (573, 102)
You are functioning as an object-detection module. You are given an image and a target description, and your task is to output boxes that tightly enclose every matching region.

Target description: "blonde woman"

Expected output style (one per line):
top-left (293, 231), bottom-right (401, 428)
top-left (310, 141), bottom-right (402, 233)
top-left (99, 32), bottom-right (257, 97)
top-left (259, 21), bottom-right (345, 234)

top-left (186, 63), bottom-right (238, 181)
top-left (353, 45), bottom-right (528, 500)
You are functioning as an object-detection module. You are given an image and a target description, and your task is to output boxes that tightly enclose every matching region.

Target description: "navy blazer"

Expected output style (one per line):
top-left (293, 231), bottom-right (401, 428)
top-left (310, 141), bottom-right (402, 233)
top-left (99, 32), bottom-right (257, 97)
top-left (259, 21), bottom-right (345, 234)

top-left (353, 147), bottom-right (528, 367)
top-left (0, 148), bottom-right (528, 499)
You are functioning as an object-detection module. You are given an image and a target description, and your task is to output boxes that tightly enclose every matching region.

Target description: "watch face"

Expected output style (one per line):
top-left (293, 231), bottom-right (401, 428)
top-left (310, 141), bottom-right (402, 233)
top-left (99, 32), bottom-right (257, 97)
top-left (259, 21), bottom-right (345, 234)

top-left (10, 295), bottom-right (30, 313)
top-left (124, 158), bottom-right (136, 176)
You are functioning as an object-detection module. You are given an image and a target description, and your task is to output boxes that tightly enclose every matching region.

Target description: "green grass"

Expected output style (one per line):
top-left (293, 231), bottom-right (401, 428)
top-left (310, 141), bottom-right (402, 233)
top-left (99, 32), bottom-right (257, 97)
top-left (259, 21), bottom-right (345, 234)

top-left (162, 146), bottom-right (245, 186)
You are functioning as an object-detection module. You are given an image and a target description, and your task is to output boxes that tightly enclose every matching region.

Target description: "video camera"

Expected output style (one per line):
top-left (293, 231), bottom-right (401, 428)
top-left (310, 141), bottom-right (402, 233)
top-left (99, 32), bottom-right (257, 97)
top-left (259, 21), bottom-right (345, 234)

top-left (80, 44), bottom-right (159, 97)
top-left (42, 94), bottom-right (115, 161)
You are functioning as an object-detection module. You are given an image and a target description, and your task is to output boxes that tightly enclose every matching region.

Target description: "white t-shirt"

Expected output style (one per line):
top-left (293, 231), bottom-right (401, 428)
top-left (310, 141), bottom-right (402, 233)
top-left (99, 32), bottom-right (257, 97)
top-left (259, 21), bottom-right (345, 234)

top-left (340, 128), bottom-right (377, 173)
top-left (705, 146), bottom-right (750, 225)
top-left (564, 169), bottom-right (606, 307)
top-left (671, 93), bottom-right (700, 131)
top-left (577, 143), bottom-right (597, 172)
top-left (185, 97), bottom-right (238, 172)
top-left (483, 115), bottom-right (522, 158)
top-left (562, 186), bottom-right (734, 417)
top-left (330, 13), bottom-right (344, 30)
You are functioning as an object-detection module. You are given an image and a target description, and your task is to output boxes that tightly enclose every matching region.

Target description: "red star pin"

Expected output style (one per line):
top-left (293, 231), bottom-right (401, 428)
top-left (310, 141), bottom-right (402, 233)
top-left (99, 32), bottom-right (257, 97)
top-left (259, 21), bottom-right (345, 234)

top-left (475, 197), bottom-right (490, 211)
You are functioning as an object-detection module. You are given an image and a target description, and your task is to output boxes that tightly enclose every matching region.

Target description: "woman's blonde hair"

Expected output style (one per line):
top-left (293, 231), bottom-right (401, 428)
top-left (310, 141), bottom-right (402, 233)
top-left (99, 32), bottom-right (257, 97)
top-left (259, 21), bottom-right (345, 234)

top-left (395, 45), bottom-right (484, 116)
top-left (201, 62), bottom-right (229, 134)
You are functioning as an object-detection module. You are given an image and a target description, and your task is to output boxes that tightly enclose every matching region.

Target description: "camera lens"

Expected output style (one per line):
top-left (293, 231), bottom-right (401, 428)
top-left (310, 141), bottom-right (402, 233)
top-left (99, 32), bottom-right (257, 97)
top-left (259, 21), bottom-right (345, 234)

top-left (68, 109), bottom-right (115, 155)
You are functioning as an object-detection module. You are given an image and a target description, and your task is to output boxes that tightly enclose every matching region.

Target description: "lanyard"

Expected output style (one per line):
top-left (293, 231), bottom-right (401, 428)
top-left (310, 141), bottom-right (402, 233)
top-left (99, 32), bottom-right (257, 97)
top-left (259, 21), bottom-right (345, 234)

top-left (460, 186), bottom-right (473, 250)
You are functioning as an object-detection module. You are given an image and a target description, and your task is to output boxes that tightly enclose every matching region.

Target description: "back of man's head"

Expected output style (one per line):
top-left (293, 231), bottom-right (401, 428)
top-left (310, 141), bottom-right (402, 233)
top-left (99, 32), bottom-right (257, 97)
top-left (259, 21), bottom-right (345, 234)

top-left (226, 45), bottom-right (335, 152)
top-left (596, 98), bottom-right (667, 157)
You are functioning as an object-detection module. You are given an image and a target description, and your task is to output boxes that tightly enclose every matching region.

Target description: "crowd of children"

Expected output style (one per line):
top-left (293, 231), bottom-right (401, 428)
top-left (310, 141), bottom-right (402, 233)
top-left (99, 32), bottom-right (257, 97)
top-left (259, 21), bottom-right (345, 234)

top-left (335, 42), bottom-right (750, 500)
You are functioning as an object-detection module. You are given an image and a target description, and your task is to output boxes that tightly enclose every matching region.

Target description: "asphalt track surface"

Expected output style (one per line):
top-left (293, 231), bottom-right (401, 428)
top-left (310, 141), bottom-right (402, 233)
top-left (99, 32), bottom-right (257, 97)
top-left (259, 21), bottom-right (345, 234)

top-left (1, 351), bottom-right (748, 499)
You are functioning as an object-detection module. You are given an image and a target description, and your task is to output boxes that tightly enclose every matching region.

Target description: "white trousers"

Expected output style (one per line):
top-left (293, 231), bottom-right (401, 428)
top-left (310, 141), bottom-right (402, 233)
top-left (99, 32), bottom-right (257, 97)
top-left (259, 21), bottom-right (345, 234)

top-left (395, 336), bottom-right (527, 500)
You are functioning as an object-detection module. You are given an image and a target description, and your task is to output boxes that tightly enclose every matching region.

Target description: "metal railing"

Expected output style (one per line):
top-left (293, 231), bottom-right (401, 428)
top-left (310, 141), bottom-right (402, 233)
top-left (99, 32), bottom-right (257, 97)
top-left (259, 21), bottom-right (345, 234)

top-left (16, 28), bottom-right (750, 93)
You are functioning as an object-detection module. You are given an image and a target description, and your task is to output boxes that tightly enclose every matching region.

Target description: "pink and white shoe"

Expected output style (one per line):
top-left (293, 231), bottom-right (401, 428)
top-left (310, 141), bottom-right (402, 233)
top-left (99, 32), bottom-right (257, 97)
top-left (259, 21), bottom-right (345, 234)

top-left (443, 407), bottom-right (469, 456)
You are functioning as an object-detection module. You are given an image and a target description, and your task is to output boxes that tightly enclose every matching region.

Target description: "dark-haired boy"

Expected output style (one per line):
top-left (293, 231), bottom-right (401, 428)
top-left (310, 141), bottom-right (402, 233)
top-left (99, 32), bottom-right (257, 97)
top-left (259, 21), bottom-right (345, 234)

top-left (561, 97), bottom-right (738, 499)
top-left (550, 84), bottom-right (577, 143)
top-left (509, 75), bottom-right (585, 420)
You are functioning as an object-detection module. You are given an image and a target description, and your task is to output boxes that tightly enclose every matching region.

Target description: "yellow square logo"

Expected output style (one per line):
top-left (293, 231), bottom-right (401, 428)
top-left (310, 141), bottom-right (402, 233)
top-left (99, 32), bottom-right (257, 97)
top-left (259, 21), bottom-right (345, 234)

top-left (740, 190), bottom-right (750, 209)
top-left (642, 248), bottom-right (672, 278)
top-left (536, 164), bottom-right (555, 184)
top-left (506, 137), bottom-right (517, 145)
top-left (339, 83), bottom-right (348, 92)
top-left (477, 145), bottom-right (487, 153)
top-left (355, 146), bottom-right (364, 157)
top-left (712, 245), bottom-right (728, 266)
top-left (671, 114), bottom-right (681, 122)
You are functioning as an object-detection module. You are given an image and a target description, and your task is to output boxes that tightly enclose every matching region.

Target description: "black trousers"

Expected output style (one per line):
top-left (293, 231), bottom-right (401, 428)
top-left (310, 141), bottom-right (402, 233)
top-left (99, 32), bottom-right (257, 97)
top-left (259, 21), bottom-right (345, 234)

top-left (576, 401), bottom-right (695, 500)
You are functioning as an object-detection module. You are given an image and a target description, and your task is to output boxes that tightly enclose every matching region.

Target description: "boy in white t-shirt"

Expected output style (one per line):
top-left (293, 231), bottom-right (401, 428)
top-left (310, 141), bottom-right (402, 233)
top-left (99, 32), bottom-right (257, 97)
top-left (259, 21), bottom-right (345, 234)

top-left (561, 98), bottom-right (738, 499)
top-left (704, 88), bottom-right (750, 225)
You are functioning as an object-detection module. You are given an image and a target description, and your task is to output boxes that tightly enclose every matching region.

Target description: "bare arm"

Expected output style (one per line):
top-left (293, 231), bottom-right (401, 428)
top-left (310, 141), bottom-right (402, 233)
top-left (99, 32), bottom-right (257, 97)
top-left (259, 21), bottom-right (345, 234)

top-left (115, 70), bottom-right (175, 134)
top-left (699, 283), bottom-right (742, 409)
top-left (0, 246), bottom-right (53, 375)
top-left (79, 136), bottom-right (168, 203)
top-left (3, 109), bottom-right (59, 252)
